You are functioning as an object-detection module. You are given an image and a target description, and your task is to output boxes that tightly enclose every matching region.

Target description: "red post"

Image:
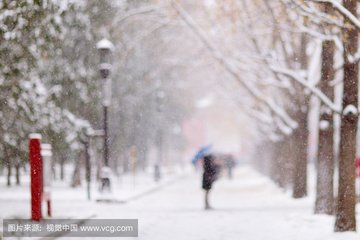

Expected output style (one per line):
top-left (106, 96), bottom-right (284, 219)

top-left (29, 133), bottom-right (42, 221)
top-left (356, 156), bottom-right (360, 178)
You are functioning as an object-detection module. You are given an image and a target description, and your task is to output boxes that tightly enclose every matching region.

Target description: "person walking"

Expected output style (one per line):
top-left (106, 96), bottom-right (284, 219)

top-left (202, 154), bottom-right (219, 210)
top-left (224, 154), bottom-right (235, 179)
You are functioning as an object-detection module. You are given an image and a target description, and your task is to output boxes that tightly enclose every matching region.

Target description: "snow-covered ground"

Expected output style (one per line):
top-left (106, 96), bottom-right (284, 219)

top-left (1, 165), bottom-right (360, 240)
top-left (0, 165), bottom-right (188, 221)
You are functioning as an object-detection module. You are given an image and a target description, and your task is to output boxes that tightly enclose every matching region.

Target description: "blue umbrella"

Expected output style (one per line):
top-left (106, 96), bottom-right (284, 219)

top-left (191, 145), bottom-right (212, 165)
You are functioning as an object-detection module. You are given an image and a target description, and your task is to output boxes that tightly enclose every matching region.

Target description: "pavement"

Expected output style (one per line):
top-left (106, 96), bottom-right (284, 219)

top-left (1, 165), bottom-right (360, 240)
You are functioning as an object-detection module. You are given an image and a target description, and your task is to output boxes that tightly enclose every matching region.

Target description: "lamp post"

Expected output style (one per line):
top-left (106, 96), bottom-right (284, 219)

top-left (96, 38), bottom-right (114, 191)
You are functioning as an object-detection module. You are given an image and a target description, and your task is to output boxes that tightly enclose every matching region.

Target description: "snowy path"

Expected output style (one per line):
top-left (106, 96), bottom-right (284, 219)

top-left (1, 165), bottom-right (360, 240)
top-left (61, 166), bottom-right (359, 240)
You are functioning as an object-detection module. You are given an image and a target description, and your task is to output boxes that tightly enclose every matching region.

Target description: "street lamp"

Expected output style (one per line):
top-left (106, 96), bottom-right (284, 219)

top-left (96, 38), bottom-right (114, 192)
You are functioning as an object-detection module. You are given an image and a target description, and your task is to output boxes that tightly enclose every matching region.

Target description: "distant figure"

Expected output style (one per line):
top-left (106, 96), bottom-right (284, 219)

top-left (224, 154), bottom-right (236, 179)
top-left (202, 154), bottom-right (219, 210)
top-left (154, 163), bottom-right (161, 182)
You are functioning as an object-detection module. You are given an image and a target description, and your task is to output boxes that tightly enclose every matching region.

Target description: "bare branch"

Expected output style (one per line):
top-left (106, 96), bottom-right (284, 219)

top-left (171, 0), bottom-right (298, 131)
top-left (312, 0), bottom-right (360, 29)
top-left (270, 66), bottom-right (341, 113)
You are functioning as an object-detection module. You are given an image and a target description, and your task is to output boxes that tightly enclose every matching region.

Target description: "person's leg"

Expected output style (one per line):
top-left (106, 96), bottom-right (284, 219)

top-left (205, 190), bottom-right (210, 209)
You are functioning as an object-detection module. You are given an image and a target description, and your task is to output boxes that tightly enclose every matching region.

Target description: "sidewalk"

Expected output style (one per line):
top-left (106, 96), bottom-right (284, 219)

top-left (2, 165), bottom-right (360, 240)
top-left (0, 166), bottom-right (189, 230)
top-left (91, 165), bottom-right (360, 240)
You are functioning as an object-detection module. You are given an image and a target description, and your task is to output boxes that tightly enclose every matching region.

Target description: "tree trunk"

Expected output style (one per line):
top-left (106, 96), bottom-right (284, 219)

top-left (275, 137), bottom-right (292, 189)
top-left (315, 37), bottom-right (335, 214)
top-left (15, 161), bottom-right (20, 186)
top-left (52, 156), bottom-right (56, 180)
top-left (285, 135), bottom-right (295, 188)
top-left (335, 0), bottom-right (358, 231)
top-left (0, 162), bottom-right (4, 176)
top-left (270, 142), bottom-right (281, 185)
top-left (5, 149), bottom-right (11, 187)
top-left (6, 160), bottom-right (11, 187)
top-left (60, 155), bottom-right (65, 181)
top-left (292, 33), bottom-right (308, 198)
top-left (292, 111), bottom-right (308, 198)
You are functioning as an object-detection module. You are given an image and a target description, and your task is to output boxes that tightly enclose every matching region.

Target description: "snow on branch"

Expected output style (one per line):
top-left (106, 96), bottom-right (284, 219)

top-left (25, 77), bottom-right (94, 149)
top-left (313, 0), bottom-right (360, 29)
top-left (111, 5), bottom-right (164, 28)
top-left (171, 0), bottom-right (298, 131)
top-left (290, 0), bottom-right (343, 27)
top-left (270, 66), bottom-right (341, 114)
top-left (121, 20), bottom-right (171, 63)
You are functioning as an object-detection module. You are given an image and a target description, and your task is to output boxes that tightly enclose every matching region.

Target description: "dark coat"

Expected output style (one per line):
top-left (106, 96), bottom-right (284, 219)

top-left (202, 154), bottom-right (218, 190)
